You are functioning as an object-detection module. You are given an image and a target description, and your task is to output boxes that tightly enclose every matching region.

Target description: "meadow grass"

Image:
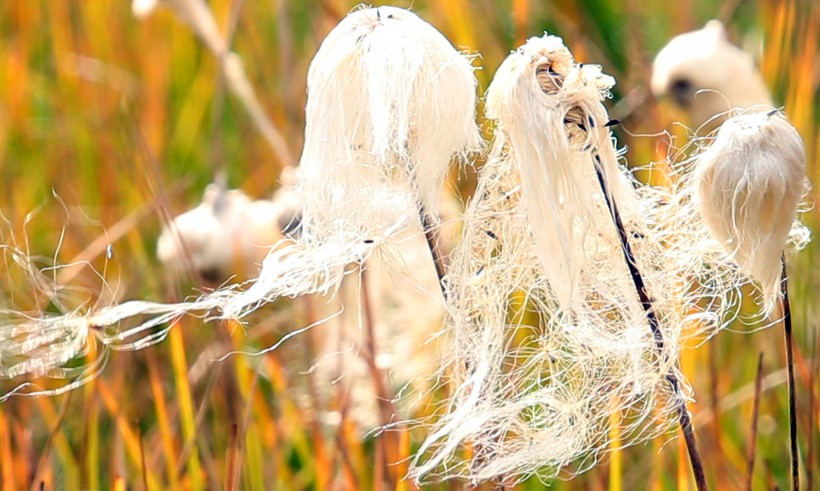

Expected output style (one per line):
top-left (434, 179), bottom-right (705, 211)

top-left (0, 0), bottom-right (817, 489)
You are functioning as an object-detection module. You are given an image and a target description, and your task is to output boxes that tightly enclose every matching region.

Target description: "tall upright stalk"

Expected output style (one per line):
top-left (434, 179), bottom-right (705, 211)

top-left (781, 254), bottom-right (799, 490)
top-left (591, 151), bottom-right (708, 491)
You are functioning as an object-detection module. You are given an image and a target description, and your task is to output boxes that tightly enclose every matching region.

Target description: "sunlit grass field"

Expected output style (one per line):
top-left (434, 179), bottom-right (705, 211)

top-left (0, 0), bottom-right (818, 489)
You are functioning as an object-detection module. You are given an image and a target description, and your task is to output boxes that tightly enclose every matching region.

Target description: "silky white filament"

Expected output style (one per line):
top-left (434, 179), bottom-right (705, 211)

top-left (0, 6), bottom-right (479, 390)
top-left (411, 35), bottom-right (682, 483)
top-left (693, 110), bottom-right (809, 310)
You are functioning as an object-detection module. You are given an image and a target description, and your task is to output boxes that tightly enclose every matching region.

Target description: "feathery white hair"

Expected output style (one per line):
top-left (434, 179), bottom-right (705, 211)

top-left (411, 35), bottom-right (682, 483)
top-left (0, 6), bottom-right (479, 393)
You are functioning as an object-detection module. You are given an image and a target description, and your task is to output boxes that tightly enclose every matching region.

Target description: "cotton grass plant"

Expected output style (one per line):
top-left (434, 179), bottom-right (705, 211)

top-left (411, 35), bottom-right (682, 484)
top-left (409, 34), bottom-right (810, 485)
top-left (0, 5), bottom-right (479, 396)
top-left (691, 109), bottom-right (810, 489)
top-left (0, 4), bottom-right (814, 488)
top-left (220, 5), bottom-right (480, 317)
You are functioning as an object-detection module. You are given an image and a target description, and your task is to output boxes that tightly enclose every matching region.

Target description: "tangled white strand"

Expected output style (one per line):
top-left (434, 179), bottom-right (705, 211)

top-left (411, 35), bottom-right (679, 483)
top-left (410, 34), bottom-right (811, 484)
top-left (0, 6), bottom-right (479, 395)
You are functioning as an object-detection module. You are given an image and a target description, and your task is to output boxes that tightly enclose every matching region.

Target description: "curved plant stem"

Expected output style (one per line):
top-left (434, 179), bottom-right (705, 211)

top-left (592, 153), bottom-right (708, 491)
top-left (781, 253), bottom-right (799, 491)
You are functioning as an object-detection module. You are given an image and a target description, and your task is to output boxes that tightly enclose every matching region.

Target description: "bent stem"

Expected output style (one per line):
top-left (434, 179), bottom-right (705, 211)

top-left (781, 253), bottom-right (799, 491)
top-left (591, 153), bottom-right (708, 491)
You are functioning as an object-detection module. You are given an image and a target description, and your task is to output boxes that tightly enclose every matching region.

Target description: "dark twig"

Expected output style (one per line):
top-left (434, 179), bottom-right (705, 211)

top-left (781, 254), bottom-right (800, 491)
top-left (591, 152), bottom-right (708, 491)
top-left (807, 328), bottom-right (816, 491)
top-left (744, 353), bottom-right (764, 491)
top-left (418, 207), bottom-right (448, 300)
top-left (225, 423), bottom-right (239, 491)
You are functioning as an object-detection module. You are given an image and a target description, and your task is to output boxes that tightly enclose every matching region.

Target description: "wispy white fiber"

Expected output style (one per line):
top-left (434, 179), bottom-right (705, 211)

top-left (1, 7), bottom-right (478, 393)
top-left (410, 34), bottom-right (810, 484)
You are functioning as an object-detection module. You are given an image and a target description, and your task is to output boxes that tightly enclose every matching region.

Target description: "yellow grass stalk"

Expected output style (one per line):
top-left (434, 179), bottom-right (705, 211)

top-left (33, 396), bottom-right (80, 490)
top-left (84, 375), bottom-right (100, 490)
top-left (608, 408), bottom-right (622, 491)
top-left (0, 408), bottom-right (13, 490)
top-left (146, 350), bottom-right (182, 491)
top-left (168, 324), bottom-right (204, 491)
top-left (96, 380), bottom-right (161, 490)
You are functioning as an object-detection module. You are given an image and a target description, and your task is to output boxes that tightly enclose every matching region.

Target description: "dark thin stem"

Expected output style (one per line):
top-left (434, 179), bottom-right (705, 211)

top-left (592, 154), bottom-right (708, 491)
top-left (745, 353), bottom-right (764, 491)
top-left (808, 329), bottom-right (817, 491)
top-left (781, 254), bottom-right (800, 491)
top-left (419, 206), bottom-right (448, 300)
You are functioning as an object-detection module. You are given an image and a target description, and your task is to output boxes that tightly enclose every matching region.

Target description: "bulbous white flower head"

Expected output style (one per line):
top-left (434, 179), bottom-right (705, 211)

top-left (694, 111), bottom-right (808, 306)
top-left (301, 6), bottom-right (480, 220)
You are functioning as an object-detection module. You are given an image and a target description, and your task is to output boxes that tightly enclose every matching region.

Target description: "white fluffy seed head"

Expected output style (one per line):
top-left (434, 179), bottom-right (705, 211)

top-left (301, 6), bottom-right (480, 221)
top-left (484, 35), bottom-right (631, 307)
top-left (220, 7), bottom-right (479, 317)
top-left (411, 34), bottom-right (683, 484)
top-left (132, 0), bottom-right (160, 18)
top-left (693, 110), bottom-right (809, 307)
top-left (157, 184), bottom-right (294, 282)
top-left (651, 20), bottom-right (772, 130)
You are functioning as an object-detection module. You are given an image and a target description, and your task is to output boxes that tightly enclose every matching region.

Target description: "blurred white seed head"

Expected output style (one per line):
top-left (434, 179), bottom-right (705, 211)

top-left (693, 110), bottom-right (809, 307)
top-left (157, 184), bottom-right (296, 282)
top-left (132, 0), bottom-right (160, 18)
top-left (652, 20), bottom-right (772, 130)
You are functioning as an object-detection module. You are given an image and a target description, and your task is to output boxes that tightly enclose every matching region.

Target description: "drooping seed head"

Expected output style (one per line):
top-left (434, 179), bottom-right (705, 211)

top-left (693, 111), bottom-right (808, 306)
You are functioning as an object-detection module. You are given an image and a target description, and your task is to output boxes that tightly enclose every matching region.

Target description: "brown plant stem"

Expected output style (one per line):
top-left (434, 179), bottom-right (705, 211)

top-left (781, 254), bottom-right (799, 491)
top-left (592, 153), bottom-right (708, 491)
top-left (360, 267), bottom-right (399, 488)
top-left (139, 425), bottom-right (150, 491)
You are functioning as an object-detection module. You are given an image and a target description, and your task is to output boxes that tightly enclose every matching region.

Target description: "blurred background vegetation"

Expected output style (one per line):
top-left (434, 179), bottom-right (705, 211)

top-left (0, 0), bottom-right (817, 489)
